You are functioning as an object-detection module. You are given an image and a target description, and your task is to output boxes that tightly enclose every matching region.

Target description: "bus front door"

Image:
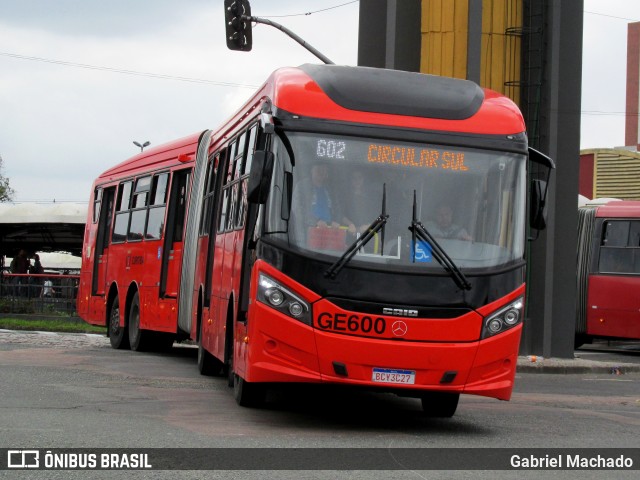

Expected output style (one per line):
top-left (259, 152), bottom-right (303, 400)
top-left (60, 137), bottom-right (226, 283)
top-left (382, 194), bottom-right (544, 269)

top-left (92, 187), bottom-right (115, 296)
top-left (160, 169), bottom-right (191, 298)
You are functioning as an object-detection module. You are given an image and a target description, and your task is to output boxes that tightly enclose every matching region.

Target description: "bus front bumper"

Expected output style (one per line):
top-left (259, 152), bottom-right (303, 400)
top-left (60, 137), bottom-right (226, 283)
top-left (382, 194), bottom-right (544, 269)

top-left (246, 309), bottom-right (521, 401)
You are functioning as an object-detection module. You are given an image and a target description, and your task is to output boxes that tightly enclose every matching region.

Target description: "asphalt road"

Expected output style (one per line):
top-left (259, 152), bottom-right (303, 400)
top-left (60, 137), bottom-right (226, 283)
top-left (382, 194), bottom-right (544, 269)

top-left (0, 330), bottom-right (639, 479)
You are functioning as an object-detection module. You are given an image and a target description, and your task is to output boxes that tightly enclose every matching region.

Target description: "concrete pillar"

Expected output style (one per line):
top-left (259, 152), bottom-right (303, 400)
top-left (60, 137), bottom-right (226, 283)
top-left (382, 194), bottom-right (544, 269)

top-left (358, 0), bottom-right (421, 72)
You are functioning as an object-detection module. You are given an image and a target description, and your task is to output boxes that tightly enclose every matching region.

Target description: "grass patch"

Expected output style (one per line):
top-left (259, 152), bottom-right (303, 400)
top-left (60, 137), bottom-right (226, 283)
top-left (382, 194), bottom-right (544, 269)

top-left (0, 318), bottom-right (106, 334)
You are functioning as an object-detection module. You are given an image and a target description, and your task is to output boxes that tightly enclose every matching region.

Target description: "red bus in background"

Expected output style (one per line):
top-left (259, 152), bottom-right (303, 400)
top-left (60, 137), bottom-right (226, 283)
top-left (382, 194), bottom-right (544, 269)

top-left (77, 133), bottom-right (198, 350)
top-left (576, 201), bottom-right (640, 346)
top-left (78, 64), bottom-right (553, 417)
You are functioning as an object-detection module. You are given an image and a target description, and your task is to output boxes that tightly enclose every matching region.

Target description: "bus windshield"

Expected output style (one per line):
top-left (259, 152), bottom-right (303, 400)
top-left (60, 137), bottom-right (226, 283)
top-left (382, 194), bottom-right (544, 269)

top-left (264, 131), bottom-right (526, 271)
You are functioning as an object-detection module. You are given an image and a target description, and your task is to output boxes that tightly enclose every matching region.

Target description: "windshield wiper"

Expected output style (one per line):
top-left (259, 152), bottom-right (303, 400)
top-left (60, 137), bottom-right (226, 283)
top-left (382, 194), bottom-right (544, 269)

top-left (409, 191), bottom-right (472, 291)
top-left (325, 184), bottom-right (389, 279)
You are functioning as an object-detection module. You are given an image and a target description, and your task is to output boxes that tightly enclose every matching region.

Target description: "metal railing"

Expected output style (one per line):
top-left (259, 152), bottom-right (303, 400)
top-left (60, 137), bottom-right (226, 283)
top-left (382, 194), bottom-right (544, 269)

top-left (0, 272), bottom-right (80, 317)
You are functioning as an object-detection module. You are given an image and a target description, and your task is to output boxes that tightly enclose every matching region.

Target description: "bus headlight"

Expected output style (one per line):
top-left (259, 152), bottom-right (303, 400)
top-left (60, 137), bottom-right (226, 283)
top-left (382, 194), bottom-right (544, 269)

top-left (264, 287), bottom-right (285, 306)
top-left (481, 297), bottom-right (524, 339)
top-left (257, 273), bottom-right (312, 325)
top-left (288, 302), bottom-right (304, 317)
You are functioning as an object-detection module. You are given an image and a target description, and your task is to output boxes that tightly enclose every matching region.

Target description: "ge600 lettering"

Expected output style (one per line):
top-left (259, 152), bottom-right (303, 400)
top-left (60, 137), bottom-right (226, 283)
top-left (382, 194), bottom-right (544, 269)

top-left (316, 312), bottom-right (386, 335)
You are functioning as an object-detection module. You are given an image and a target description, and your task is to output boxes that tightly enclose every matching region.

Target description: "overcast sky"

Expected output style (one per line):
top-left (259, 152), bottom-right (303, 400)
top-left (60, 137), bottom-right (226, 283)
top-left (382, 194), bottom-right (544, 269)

top-left (0, 0), bottom-right (637, 202)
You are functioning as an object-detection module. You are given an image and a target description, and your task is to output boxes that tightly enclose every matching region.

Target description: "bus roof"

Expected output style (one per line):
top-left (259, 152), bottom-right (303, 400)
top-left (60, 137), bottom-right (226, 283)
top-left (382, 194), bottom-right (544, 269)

top-left (212, 64), bottom-right (527, 148)
top-left (270, 64), bottom-right (525, 135)
top-left (98, 131), bottom-right (204, 181)
top-left (595, 200), bottom-right (640, 218)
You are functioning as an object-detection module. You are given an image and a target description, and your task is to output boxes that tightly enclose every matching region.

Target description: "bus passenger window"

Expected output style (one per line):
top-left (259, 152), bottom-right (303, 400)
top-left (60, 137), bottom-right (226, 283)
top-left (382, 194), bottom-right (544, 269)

top-left (243, 125), bottom-right (258, 175)
top-left (598, 220), bottom-right (640, 274)
top-left (152, 173), bottom-right (169, 205)
top-left (236, 132), bottom-right (246, 163)
top-left (93, 188), bottom-right (102, 223)
top-left (116, 182), bottom-right (132, 211)
top-left (218, 189), bottom-right (229, 233)
top-left (603, 221), bottom-right (629, 247)
top-left (203, 155), bottom-right (220, 235)
top-left (146, 173), bottom-right (169, 240)
top-left (599, 249), bottom-right (633, 274)
top-left (132, 176), bottom-right (151, 209)
top-left (236, 179), bottom-right (248, 228)
top-left (630, 221), bottom-right (640, 247)
top-left (112, 181), bottom-right (133, 243)
top-left (229, 140), bottom-right (238, 163)
top-left (227, 184), bottom-right (238, 231)
top-left (128, 176), bottom-right (151, 241)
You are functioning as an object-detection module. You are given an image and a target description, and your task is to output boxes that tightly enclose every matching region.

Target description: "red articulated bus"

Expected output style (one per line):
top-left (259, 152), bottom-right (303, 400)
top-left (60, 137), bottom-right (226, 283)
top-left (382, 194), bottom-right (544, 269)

top-left (576, 200), bottom-right (640, 346)
top-left (78, 64), bottom-right (553, 417)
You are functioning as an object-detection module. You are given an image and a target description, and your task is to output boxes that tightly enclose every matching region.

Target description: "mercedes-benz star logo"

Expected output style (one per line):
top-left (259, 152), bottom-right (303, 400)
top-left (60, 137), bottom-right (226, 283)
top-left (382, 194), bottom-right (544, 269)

top-left (391, 320), bottom-right (408, 337)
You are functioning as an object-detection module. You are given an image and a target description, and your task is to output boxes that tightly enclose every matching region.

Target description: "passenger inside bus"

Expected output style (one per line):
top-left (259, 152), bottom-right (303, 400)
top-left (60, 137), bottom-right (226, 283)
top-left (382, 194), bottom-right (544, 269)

top-left (426, 203), bottom-right (472, 241)
top-left (291, 164), bottom-right (344, 250)
top-left (341, 169), bottom-right (379, 237)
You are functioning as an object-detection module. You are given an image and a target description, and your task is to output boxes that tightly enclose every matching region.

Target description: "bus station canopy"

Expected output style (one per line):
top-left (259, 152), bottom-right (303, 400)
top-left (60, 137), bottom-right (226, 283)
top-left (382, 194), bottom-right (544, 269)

top-left (0, 203), bottom-right (86, 258)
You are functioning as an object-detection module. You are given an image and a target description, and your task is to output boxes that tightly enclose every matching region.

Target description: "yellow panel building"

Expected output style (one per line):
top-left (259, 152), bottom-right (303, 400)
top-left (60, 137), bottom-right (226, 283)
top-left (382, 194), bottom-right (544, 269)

top-left (420, 0), bottom-right (523, 106)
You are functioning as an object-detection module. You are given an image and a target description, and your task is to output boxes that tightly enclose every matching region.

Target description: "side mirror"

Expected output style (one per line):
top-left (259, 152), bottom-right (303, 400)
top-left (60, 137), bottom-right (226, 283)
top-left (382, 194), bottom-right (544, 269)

top-left (530, 179), bottom-right (547, 230)
top-left (247, 150), bottom-right (274, 204)
top-left (528, 147), bottom-right (555, 232)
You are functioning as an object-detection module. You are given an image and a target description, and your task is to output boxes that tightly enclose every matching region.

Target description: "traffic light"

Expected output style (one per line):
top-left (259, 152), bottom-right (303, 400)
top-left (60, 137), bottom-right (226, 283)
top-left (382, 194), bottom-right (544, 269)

top-left (224, 0), bottom-right (252, 51)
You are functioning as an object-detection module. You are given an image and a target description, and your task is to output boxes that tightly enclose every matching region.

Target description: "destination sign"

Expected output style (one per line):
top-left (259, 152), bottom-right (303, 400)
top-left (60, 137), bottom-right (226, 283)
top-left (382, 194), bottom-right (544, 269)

top-left (367, 143), bottom-right (469, 171)
top-left (314, 138), bottom-right (469, 171)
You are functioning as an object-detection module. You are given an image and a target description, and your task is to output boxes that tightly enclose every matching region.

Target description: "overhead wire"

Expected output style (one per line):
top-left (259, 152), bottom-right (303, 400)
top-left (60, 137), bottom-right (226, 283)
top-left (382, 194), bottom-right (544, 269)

top-left (0, 52), bottom-right (260, 89)
top-left (260, 0), bottom-right (359, 18)
top-left (584, 10), bottom-right (639, 22)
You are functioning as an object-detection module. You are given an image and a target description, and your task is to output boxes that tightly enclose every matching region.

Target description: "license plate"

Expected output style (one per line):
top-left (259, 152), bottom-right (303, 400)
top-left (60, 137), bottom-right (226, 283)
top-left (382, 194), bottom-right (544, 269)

top-left (371, 368), bottom-right (416, 385)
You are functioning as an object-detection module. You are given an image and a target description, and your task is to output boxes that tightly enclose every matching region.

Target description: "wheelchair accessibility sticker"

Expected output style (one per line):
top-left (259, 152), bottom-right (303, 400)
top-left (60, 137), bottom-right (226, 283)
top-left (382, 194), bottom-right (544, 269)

top-left (412, 240), bottom-right (432, 263)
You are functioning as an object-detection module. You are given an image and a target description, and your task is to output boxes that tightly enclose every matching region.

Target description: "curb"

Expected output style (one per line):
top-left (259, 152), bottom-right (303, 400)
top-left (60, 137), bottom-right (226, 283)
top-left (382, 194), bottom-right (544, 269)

top-left (0, 329), bottom-right (106, 338)
top-left (516, 357), bottom-right (640, 374)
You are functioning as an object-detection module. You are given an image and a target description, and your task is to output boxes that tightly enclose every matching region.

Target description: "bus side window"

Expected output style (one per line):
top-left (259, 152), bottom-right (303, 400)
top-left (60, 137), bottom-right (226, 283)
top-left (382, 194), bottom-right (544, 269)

top-left (128, 176), bottom-right (151, 241)
top-left (146, 173), bottom-right (169, 240)
top-left (93, 188), bottom-right (103, 223)
top-left (112, 181), bottom-right (133, 243)
top-left (627, 221), bottom-right (640, 274)
top-left (226, 138), bottom-right (242, 231)
top-left (236, 125), bottom-right (258, 229)
top-left (630, 221), bottom-right (640, 247)
top-left (218, 147), bottom-right (231, 233)
top-left (243, 125), bottom-right (258, 176)
top-left (172, 171), bottom-right (190, 243)
top-left (598, 220), bottom-right (640, 274)
top-left (602, 220), bottom-right (629, 247)
top-left (200, 157), bottom-right (214, 236)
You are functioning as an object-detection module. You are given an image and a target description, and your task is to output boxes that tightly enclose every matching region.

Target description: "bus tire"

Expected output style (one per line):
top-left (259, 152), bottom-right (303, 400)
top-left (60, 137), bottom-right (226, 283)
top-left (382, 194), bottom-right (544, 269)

top-left (233, 373), bottom-right (266, 408)
top-left (421, 391), bottom-right (459, 418)
top-left (128, 292), bottom-right (150, 352)
top-left (198, 342), bottom-right (223, 376)
top-left (109, 296), bottom-right (129, 350)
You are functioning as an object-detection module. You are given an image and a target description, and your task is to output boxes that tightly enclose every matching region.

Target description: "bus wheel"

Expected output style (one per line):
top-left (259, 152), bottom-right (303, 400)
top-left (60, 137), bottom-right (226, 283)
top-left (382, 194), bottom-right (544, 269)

top-left (233, 374), bottom-right (266, 408)
top-left (421, 392), bottom-right (459, 418)
top-left (198, 342), bottom-right (223, 376)
top-left (128, 292), bottom-right (150, 352)
top-left (109, 296), bottom-right (129, 350)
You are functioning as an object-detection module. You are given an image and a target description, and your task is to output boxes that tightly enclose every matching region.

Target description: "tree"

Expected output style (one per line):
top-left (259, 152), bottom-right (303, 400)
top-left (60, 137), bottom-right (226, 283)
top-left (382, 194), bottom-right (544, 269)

top-left (0, 154), bottom-right (15, 202)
